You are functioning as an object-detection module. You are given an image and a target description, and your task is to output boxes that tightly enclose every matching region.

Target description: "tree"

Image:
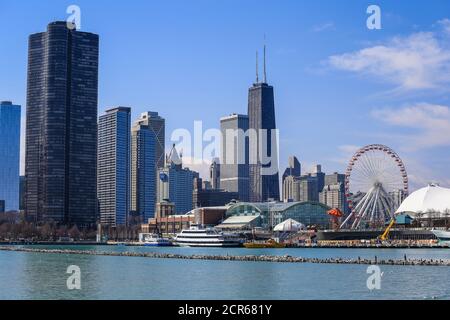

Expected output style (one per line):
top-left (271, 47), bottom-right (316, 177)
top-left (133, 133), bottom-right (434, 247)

top-left (68, 225), bottom-right (81, 240)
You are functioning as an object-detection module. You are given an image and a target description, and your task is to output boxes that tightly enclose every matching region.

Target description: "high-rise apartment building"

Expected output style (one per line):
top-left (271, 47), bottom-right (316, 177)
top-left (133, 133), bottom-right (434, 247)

top-left (98, 107), bottom-right (131, 226)
top-left (25, 21), bottom-right (99, 226)
top-left (0, 101), bottom-right (21, 212)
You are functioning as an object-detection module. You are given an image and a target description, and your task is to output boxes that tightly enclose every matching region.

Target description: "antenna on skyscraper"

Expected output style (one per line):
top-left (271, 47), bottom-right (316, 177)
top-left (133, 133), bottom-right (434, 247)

top-left (263, 34), bottom-right (267, 83)
top-left (256, 50), bottom-right (259, 83)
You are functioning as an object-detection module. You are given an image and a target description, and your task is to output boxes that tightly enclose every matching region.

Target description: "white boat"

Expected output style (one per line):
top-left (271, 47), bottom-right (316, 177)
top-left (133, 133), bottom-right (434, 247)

top-left (432, 229), bottom-right (450, 242)
top-left (138, 233), bottom-right (172, 246)
top-left (174, 225), bottom-right (242, 247)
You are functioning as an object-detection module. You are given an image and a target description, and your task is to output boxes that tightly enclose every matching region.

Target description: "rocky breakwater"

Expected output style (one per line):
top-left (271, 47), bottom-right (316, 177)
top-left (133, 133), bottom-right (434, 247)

top-left (0, 246), bottom-right (449, 267)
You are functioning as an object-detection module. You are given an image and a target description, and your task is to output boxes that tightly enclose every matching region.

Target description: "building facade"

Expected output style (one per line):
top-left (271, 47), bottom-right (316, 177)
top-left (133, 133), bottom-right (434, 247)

top-left (311, 164), bottom-right (325, 195)
top-left (210, 157), bottom-right (220, 190)
top-left (137, 112), bottom-right (165, 170)
top-left (283, 174), bottom-right (319, 202)
top-left (131, 115), bottom-right (156, 222)
top-left (225, 201), bottom-right (331, 229)
top-left (220, 113), bottom-right (249, 202)
top-left (25, 22), bottom-right (99, 226)
top-left (98, 107), bottom-right (131, 226)
top-left (320, 183), bottom-right (346, 214)
top-left (320, 172), bottom-right (348, 214)
top-left (248, 73), bottom-right (280, 202)
top-left (157, 145), bottom-right (194, 214)
top-left (193, 189), bottom-right (238, 208)
top-left (282, 156), bottom-right (301, 183)
top-left (0, 101), bottom-right (21, 212)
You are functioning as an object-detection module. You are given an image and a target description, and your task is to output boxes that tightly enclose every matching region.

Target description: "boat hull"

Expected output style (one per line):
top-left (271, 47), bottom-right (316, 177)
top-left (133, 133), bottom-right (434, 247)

top-left (143, 243), bottom-right (172, 247)
top-left (432, 230), bottom-right (450, 242)
top-left (174, 241), bottom-right (241, 247)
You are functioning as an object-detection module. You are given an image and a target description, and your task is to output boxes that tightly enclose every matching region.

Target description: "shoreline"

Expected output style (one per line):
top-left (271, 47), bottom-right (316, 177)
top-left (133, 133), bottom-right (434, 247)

top-left (1, 241), bottom-right (448, 249)
top-left (1, 246), bottom-right (449, 267)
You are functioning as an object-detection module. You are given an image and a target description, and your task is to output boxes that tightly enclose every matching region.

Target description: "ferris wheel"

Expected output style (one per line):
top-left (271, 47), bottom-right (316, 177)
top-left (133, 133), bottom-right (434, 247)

top-left (340, 144), bottom-right (409, 229)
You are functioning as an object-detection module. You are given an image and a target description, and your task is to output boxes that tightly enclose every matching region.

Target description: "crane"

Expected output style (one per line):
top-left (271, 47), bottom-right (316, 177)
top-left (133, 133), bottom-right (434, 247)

top-left (379, 218), bottom-right (396, 241)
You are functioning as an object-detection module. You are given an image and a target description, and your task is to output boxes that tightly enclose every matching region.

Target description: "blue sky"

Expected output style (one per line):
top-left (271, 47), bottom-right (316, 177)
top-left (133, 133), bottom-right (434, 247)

top-left (1, 0), bottom-right (450, 190)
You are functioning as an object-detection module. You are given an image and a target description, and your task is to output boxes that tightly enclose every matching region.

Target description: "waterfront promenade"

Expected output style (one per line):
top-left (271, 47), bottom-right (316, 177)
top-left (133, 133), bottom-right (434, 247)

top-left (1, 246), bottom-right (449, 267)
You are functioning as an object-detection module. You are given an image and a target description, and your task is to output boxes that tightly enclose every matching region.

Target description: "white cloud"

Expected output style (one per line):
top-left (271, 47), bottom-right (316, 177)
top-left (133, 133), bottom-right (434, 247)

top-left (371, 103), bottom-right (450, 150)
top-left (328, 30), bottom-right (450, 91)
top-left (177, 156), bottom-right (211, 180)
top-left (329, 145), bottom-right (361, 167)
top-left (437, 18), bottom-right (450, 35)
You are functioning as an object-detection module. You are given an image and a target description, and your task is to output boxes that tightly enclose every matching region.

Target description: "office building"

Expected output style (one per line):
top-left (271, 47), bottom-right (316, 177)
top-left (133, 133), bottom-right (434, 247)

top-left (210, 158), bottom-right (220, 189)
top-left (137, 111), bottom-right (165, 169)
top-left (98, 107), bottom-right (131, 226)
top-left (0, 101), bottom-right (21, 212)
top-left (282, 156), bottom-right (301, 182)
top-left (131, 114), bottom-right (156, 222)
top-left (319, 172), bottom-right (348, 214)
top-left (220, 113), bottom-right (249, 202)
top-left (157, 145), bottom-right (194, 214)
top-left (19, 176), bottom-right (26, 211)
top-left (320, 183), bottom-right (346, 214)
top-left (25, 22), bottom-right (99, 226)
top-left (283, 174), bottom-right (319, 202)
top-left (311, 165), bottom-right (325, 195)
top-left (248, 47), bottom-right (280, 202)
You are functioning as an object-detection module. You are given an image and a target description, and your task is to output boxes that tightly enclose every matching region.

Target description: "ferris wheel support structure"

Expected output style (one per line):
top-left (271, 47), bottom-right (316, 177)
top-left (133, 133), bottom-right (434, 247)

top-left (341, 144), bottom-right (409, 229)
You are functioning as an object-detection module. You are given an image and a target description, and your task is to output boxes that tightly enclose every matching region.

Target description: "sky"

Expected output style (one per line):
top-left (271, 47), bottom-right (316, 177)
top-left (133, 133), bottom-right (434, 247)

top-left (1, 0), bottom-right (450, 191)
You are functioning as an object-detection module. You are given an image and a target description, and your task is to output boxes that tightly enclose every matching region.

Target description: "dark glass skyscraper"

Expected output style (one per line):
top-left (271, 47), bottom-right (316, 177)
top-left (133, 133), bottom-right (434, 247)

top-left (248, 48), bottom-right (280, 202)
top-left (25, 22), bottom-right (99, 226)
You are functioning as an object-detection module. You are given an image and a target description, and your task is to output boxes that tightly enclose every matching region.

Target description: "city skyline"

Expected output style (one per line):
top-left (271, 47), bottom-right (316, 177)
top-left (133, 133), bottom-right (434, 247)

top-left (1, 1), bottom-right (450, 191)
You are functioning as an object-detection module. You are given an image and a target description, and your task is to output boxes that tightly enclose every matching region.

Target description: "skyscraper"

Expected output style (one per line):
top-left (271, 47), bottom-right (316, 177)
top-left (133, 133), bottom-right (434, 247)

top-left (248, 46), bottom-right (280, 202)
top-left (98, 107), bottom-right (131, 227)
top-left (0, 101), bottom-right (21, 212)
top-left (283, 174), bottom-right (319, 202)
top-left (157, 145), bottom-right (194, 214)
top-left (220, 113), bottom-right (249, 202)
top-left (311, 164), bottom-right (325, 194)
top-left (25, 22), bottom-right (99, 226)
top-left (320, 172), bottom-right (349, 214)
top-left (138, 111), bottom-right (165, 169)
top-left (210, 157), bottom-right (220, 190)
top-left (282, 156), bottom-right (301, 182)
top-left (131, 114), bottom-right (156, 222)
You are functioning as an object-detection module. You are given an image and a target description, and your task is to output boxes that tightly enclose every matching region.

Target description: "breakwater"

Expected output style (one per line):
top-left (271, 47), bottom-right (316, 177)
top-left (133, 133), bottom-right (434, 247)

top-left (1, 246), bottom-right (450, 266)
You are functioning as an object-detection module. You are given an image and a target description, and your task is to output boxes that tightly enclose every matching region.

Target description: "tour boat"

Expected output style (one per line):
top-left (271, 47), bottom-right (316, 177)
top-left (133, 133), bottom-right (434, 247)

top-left (432, 229), bottom-right (450, 243)
top-left (140, 234), bottom-right (172, 246)
top-left (174, 225), bottom-right (242, 247)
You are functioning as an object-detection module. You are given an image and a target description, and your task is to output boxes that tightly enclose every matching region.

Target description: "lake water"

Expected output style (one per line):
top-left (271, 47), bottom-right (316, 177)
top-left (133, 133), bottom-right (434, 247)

top-left (0, 245), bottom-right (449, 300)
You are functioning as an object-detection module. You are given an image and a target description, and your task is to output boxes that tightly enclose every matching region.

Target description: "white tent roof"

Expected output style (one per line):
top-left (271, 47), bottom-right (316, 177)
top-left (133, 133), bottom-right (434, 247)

top-left (273, 218), bottom-right (305, 232)
top-left (396, 184), bottom-right (450, 217)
